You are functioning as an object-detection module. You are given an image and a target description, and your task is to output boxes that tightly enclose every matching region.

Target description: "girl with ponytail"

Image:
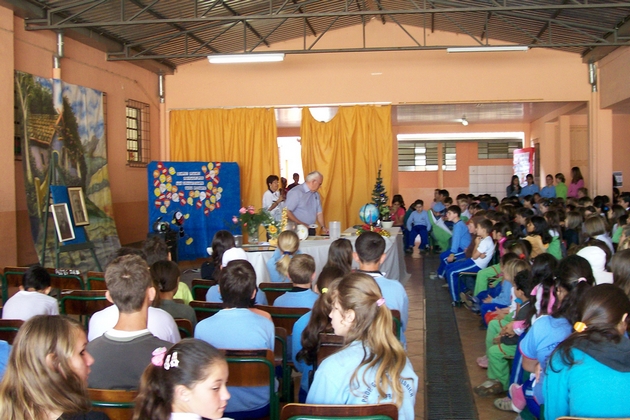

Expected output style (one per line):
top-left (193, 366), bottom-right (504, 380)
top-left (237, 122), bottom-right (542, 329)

top-left (544, 284), bottom-right (630, 419)
top-left (133, 338), bottom-right (230, 420)
top-left (306, 273), bottom-right (418, 420)
top-left (514, 255), bottom-right (594, 417)
top-left (266, 230), bottom-right (300, 283)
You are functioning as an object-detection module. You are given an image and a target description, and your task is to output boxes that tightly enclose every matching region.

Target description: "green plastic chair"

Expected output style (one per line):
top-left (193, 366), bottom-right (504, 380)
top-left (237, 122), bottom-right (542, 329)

top-left (225, 349), bottom-right (279, 420)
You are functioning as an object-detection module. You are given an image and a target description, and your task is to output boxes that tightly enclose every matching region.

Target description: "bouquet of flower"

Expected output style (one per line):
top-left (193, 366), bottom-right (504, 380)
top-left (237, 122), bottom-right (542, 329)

top-left (355, 223), bottom-right (391, 237)
top-left (232, 206), bottom-right (273, 233)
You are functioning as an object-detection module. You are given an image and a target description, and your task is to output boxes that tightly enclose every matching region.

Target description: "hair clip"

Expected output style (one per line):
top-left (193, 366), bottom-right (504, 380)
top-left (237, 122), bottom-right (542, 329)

top-left (506, 231), bottom-right (512, 236)
top-left (283, 251), bottom-right (292, 255)
top-left (519, 253), bottom-right (525, 260)
top-left (163, 352), bottom-right (180, 370)
top-left (151, 347), bottom-right (168, 367)
top-left (577, 277), bottom-right (587, 283)
top-left (321, 287), bottom-right (328, 294)
top-left (376, 297), bottom-right (386, 307)
top-left (574, 321), bottom-right (587, 333)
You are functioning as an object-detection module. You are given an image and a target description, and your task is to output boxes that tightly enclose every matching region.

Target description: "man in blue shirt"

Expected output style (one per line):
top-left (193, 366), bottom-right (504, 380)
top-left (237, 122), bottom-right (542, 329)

top-left (520, 174), bottom-right (539, 197)
top-left (285, 171), bottom-right (328, 234)
top-left (540, 174), bottom-right (556, 199)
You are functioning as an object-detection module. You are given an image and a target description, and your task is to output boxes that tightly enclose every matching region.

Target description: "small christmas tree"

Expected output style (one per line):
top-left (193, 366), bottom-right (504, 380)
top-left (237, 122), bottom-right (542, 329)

top-left (371, 166), bottom-right (390, 221)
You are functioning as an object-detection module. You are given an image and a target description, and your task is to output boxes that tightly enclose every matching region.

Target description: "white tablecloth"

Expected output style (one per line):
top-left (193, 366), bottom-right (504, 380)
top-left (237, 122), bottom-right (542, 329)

top-left (245, 227), bottom-right (410, 285)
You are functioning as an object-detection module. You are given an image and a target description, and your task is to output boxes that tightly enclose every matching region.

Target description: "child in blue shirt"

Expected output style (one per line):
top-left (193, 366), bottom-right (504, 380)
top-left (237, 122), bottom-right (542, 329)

top-left (274, 254), bottom-right (318, 309)
top-left (437, 206), bottom-right (472, 278)
top-left (307, 273), bottom-right (418, 420)
top-left (266, 230), bottom-right (300, 283)
top-left (405, 200), bottom-right (431, 252)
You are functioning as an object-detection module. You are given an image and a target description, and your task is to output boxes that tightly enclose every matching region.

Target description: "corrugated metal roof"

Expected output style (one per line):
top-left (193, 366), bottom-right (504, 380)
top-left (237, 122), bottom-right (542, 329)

top-left (19, 0), bottom-right (630, 70)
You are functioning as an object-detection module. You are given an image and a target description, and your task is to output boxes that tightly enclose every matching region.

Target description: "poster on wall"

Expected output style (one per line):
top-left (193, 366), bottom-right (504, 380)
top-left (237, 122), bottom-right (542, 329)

top-left (513, 147), bottom-right (535, 187)
top-left (147, 161), bottom-right (241, 261)
top-left (14, 71), bottom-right (120, 270)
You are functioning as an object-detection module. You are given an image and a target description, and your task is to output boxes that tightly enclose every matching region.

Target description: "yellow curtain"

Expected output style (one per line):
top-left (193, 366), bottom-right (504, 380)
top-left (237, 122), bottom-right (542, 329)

top-left (170, 108), bottom-right (279, 209)
top-left (300, 105), bottom-right (393, 230)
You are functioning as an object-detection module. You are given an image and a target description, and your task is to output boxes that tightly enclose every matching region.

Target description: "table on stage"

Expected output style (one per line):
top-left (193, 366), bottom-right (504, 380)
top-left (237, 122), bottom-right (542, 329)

top-left (244, 227), bottom-right (410, 285)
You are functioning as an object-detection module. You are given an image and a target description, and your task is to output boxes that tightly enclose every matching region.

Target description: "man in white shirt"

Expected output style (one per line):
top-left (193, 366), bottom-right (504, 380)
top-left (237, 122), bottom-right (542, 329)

top-left (2, 265), bottom-right (58, 321)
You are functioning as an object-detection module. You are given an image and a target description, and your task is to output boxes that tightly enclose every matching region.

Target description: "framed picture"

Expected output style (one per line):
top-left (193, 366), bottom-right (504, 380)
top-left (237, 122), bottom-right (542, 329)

top-left (51, 203), bottom-right (75, 242)
top-left (68, 187), bottom-right (89, 226)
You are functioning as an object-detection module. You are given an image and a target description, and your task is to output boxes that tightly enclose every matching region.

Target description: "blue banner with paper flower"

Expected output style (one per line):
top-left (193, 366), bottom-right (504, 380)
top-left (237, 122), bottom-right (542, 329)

top-left (147, 161), bottom-right (241, 261)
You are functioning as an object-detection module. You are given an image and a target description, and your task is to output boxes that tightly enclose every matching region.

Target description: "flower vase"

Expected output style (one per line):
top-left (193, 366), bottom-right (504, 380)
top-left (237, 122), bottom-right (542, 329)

top-left (247, 226), bottom-right (259, 244)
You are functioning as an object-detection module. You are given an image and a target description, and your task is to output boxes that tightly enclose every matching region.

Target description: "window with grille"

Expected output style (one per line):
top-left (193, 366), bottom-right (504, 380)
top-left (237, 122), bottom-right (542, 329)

top-left (478, 141), bottom-right (521, 159)
top-left (398, 142), bottom-right (456, 172)
top-left (126, 100), bottom-right (150, 166)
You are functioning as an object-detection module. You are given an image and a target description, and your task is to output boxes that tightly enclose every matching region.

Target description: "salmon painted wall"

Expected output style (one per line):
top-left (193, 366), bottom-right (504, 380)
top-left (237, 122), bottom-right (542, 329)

top-left (166, 22), bottom-right (591, 111)
top-left (599, 47), bottom-right (630, 109)
top-left (613, 114), bottom-right (630, 192)
top-left (10, 14), bottom-right (160, 263)
top-left (393, 123), bottom-right (528, 205)
top-left (165, 22), bottom-right (592, 208)
top-left (0, 6), bottom-right (17, 268)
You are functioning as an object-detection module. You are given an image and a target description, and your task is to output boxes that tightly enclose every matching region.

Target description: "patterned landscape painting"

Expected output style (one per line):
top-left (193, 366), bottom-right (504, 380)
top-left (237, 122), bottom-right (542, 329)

top-left (15, 71), bottom-right (120, 271)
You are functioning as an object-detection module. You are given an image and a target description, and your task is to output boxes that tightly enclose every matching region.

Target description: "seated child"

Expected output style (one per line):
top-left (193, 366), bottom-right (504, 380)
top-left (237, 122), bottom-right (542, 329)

top-left (445, 219), bottom-right (495, 304)
top-left (266, 230), bottom-right (300, 283)
top-left (405, 200), bottom-right (432, 253)
top-left (544, 284), bottom-right (630, 420)
top-left (1, 265), bottom-right (58, 321)
top-left (201, 230), bottom-right (235, 280)
top-left (151, 260), bottom-right (197, 329)
top-left (133, 339), bottom-right (231, 420)
top-left (464, 252), bottom-right (519, 310)
top-left (474, 269), bottom-right (534, 396)
top-left (143, 236), bottom-right (193, 304)
top-left (478, 259), bottom-right (530, 326)
top-left (205, 247), bottom-right (268, 305)
top-left (306, 273), bottom-right (418, 420)
top-left (437, 206), bottom-right (472, 277)
top-left (87, 255), bottom-right (172, 389)
top-left (355, 231), bottom-right (409, 344)
top-left (194, 259), bottom-right (275, 419)
top-left (293, 266), bottom-right (344, 402)
top-left (274, 254), bottom-right (318, 309)
top-left (322, 238), bottom-right (353, 275)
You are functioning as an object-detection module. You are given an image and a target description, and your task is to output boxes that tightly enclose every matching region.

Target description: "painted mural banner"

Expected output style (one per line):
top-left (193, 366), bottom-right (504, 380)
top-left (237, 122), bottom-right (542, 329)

top-left (147, 161), bottom-right (241, 261)
top-left (15, 71), bottom-right (120, 271)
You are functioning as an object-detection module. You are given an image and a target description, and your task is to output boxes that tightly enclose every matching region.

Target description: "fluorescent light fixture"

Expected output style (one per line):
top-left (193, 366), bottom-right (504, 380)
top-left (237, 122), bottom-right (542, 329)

top-left (461, 117), bottom-right (469, 126)
top-left (447, 46), bottom-right (529, 53)
top-left (208, 53), bottom-right (285, 64)
top-left (398, 132), bottom-right (525, 142)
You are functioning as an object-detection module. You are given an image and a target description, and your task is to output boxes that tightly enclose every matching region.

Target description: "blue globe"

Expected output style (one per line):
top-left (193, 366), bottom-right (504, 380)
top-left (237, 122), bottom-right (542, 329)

top-left (359, 203), bottom-right (380, 224)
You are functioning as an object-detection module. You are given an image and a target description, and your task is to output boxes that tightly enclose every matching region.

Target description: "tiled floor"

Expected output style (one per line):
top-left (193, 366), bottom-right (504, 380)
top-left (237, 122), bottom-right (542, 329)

top-left (402, 252), bottom-right (515, 420)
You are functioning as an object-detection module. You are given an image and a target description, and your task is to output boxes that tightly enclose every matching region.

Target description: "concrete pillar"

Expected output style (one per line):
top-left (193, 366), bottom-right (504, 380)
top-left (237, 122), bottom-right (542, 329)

top-left (0, 5), bottom-right (18, 267)
top-left (558, 115), bottom-right (571, 176)
top-left (588, 91), bottom-right (613, 197)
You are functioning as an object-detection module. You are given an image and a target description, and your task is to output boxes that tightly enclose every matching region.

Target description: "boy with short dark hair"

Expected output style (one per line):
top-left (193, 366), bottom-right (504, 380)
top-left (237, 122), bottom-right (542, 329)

top-left (274, 254), bottom-right (318, 309)
top-left (405, 200), bottom-right (431, 253)
top-left (355, 232), bottom-right (409, 344)
top-left (142, 236), bottom-right (193, 304)
top-left (444, 219), bottom-right (496, 304)
top-left (1, 265), bottom-right (58, 321)
top-left (87, 255), bottom-right (172, 389)
top-left (151, 260), bottom-right (197, 329)
top-left (195, 259), bottom-right (275, 418)
top-left (436, 205), bottom-right (472, 279)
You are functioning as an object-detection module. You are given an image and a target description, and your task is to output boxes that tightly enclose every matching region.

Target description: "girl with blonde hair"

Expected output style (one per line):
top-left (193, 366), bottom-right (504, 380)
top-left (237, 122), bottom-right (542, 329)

top-left (307, 273), bottom-right (418, 420)
top-left (265, 230), bottom-right (300, 282)
top-left (0, 315), bottom-right (105, 420)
